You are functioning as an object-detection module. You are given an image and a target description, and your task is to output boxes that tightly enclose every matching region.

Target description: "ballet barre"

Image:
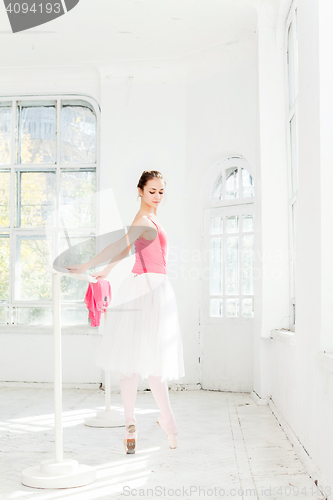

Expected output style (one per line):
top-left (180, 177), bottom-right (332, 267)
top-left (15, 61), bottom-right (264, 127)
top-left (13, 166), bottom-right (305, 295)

top-left (21, 266), bottom-right (97, 489)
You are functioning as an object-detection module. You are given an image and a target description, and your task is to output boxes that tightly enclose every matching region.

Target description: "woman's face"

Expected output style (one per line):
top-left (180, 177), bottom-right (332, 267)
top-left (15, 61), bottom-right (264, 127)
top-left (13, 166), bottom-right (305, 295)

top-left (140, 178), bottom-right (165, 208)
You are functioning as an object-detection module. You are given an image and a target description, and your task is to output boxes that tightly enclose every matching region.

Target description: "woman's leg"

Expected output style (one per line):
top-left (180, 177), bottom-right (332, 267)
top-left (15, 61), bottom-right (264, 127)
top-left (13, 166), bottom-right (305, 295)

top-left (148, 375), bottom-right (178, 435)
top-left (120, 372), bottom-right (138, 425)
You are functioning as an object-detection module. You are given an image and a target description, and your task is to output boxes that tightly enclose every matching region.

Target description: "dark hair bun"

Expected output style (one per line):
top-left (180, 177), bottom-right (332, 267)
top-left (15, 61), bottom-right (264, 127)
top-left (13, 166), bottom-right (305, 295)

top-left (137, 170), bottom-right (165, 191)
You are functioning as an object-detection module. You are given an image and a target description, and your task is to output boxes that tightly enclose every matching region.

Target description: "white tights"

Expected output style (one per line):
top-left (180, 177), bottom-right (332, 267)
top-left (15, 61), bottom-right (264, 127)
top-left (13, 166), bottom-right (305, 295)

top-left (120, 373), bottom-right (178, 435)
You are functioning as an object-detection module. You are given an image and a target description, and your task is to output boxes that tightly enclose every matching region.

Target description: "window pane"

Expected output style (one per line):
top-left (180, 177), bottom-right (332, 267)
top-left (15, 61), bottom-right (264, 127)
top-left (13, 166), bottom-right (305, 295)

top-left (210, 237), bottom-right (223, 295)
top-left (292, 200), bottom-right (297, 298)
top-left (225, 167), bottom-right (239, 199)
top-left (242, 235), bottom-right (254, 295)
top-left (0, 170), bottom-right (10, 226)
top-left (226, 236), bottom-right (238, 295)
top-left (15, 236), bottom-right (52, 300)
top-left (292, 200), bottom-right (297, 253)
top-left (210, 174), bottom-right (223, 202)
top-left (227, 215), bottom-right (238, 233)
top-left (290, 115), bottom-right (297, 195)
top-left (0, 236), bottom-right (10, 300)
top-left (0, 307), bottom-right (9, 324)
top-left (59, 234), bottom-right (96, 302)
top-left (242, 298), bottom-right (254, 318)
top-left (15, 171), bottom-right (56, 227)
top-left (210, 216), bottom-right (223, 235)
top-left (0, 106), bottom-right (11, 165)
top-left (60, 170), bottom-right (96, 228)
top-left (17, 307), bottom-right (52, 326)
top-left (243, 215), bottom-right (254, 232)
top-left (62, 308), bottom-right (89, 326)
top-left (16, 307), bottom-right (90, 326)
top-left (17, 105), bottom-right (56, 164)
top-left (288, 22), bottom-right (295, 109)
top-left (241, 168), bottom-right (254, 197)
top-left (61, 104), bottom-right (96, 164)
top-left (226, 298), bottom-right (239, 317)
top-left (210, 298), bottom-right (223, 317)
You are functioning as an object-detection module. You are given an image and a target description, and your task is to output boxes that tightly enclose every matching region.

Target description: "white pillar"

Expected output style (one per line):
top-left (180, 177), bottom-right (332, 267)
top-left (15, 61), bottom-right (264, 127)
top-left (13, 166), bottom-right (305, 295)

top-left (254, 1), bottom-right (290, 399)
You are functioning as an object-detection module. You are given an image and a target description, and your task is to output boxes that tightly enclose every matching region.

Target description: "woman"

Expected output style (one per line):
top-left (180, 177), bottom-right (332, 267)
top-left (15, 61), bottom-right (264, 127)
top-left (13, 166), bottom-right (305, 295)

top-left (66, 170), bottom-right (185, 454)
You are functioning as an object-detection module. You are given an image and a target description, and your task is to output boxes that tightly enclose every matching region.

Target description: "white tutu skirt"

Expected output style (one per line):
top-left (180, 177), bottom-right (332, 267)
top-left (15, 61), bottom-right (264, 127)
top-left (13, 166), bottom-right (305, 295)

top-left (93, 272), bottom-right (185, 383)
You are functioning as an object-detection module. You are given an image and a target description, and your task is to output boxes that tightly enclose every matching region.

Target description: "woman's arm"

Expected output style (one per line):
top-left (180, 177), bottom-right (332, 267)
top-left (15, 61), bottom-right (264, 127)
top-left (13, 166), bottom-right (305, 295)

top-left (105, 245), bottom-right (132, 273)
top-left (66, 215), bottom-right (157, 274)
top-left (91, 245), bottom-right (131, 280)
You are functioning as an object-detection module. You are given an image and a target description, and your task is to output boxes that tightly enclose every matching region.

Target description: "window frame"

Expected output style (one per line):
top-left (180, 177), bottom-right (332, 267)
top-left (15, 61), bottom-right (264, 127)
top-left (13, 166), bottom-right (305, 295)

top-left (0, 95), bottom-right (100, 330)
top-left (201, 157), bottom-right (255, 326)
top-left (285, 1), bottom-right (298, 332)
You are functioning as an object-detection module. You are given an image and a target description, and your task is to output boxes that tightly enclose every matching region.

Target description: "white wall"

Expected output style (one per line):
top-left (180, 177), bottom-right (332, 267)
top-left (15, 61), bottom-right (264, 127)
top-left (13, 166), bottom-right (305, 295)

top-left (260, 0), bottom-right (333, 486)
top-left (188, 61), bottom-right (258, 390)
top-left (0, 24), bottom-right (260, 393)
top-left (97, 65), bottom-right (189, 389)
top-left (0, 64), bottom-right (193, 390)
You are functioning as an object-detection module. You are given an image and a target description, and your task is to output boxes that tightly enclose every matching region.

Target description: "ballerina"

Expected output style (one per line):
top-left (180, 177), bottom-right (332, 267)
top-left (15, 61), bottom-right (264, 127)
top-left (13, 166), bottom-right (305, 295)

top-left (66, 170), bottom-right (185, 454)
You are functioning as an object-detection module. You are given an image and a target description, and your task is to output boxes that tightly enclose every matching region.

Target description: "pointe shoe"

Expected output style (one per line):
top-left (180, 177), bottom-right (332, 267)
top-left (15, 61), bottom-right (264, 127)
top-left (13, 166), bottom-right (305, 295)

top-left (124, 419), bottom-right (138, 454)
top-left (157, 418), bottom-right (178, 449)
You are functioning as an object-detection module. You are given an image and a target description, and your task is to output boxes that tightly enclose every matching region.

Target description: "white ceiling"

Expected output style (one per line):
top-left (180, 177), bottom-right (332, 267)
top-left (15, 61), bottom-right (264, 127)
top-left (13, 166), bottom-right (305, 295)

top-left (0, 0), bottom-right (265, 70)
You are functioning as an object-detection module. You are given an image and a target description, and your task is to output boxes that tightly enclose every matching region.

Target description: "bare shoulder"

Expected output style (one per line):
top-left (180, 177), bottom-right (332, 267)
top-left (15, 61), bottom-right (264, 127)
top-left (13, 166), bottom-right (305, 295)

top-left (131, 215), bottom-right (157, 241)
top-left (131, 215), bottom-right (155, 229)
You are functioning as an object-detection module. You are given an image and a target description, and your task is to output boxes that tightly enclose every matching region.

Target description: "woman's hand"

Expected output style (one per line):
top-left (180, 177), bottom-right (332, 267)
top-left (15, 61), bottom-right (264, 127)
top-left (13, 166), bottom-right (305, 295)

top-left (90, 268), bottom-right (110, 280)
top-left (65, 263), bottom-right (86, 274)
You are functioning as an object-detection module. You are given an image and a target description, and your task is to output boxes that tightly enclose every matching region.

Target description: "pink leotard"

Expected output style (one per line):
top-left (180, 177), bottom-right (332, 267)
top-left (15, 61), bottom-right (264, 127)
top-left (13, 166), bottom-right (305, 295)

top-left (131, 217), bottom-right (167, 275)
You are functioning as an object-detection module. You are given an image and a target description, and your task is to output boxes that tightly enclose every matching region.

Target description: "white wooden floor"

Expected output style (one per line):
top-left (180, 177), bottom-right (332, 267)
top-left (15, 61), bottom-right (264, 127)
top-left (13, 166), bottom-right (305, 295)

top-left (0, 387), bottom-right (324, 499)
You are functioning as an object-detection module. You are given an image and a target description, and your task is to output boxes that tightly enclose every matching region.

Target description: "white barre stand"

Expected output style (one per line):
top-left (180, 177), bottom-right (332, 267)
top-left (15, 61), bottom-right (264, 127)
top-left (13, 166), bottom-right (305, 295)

top-left (21, 267), bottom-right (97, 489)
top-left (84, 367), bottom-right (124, 427)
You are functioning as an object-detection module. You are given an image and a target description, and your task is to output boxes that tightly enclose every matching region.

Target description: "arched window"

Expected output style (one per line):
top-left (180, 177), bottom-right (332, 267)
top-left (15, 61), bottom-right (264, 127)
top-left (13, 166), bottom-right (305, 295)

top-left (203, 157), bottom-right (255, 321)
top-left (211, 166), bottom-right (254, 202)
